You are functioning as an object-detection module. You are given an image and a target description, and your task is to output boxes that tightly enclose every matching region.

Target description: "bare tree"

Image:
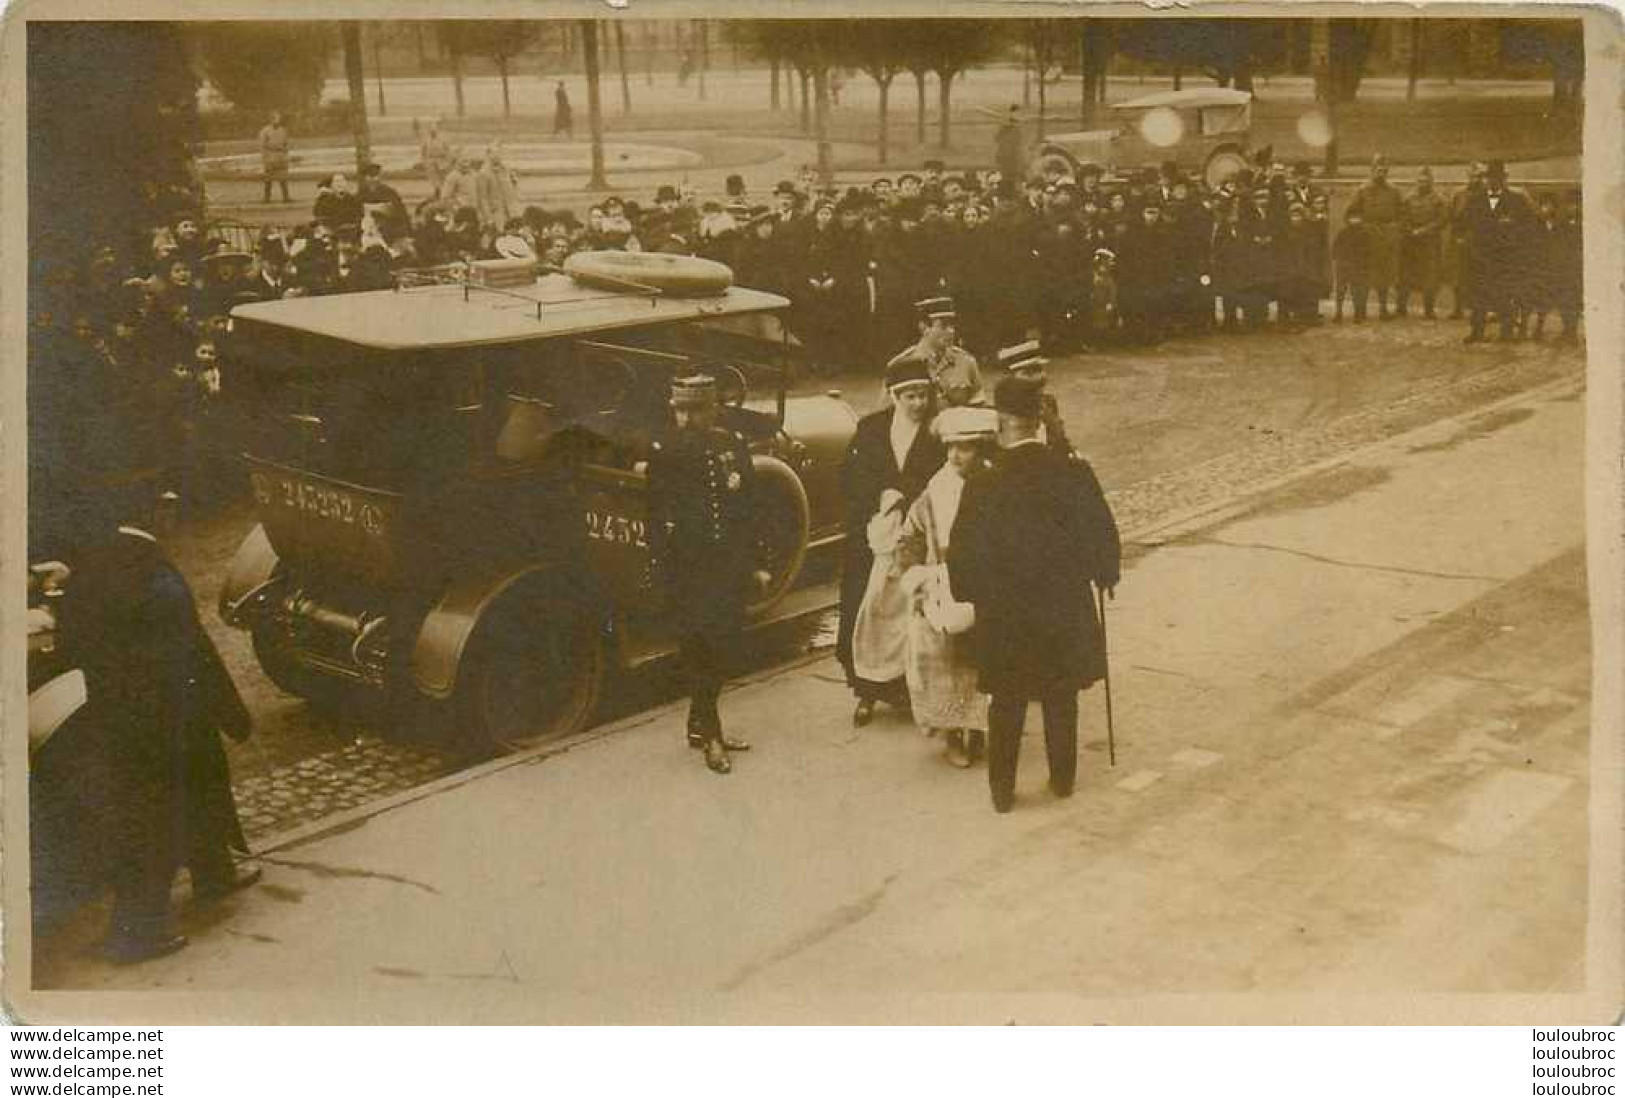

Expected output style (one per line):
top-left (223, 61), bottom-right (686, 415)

top-left (910, 20), bottom-right (1001, 149)
top-left (614, 22), bottom-right (632, 114)
top-left (835, 22), bottom-right (906, 165)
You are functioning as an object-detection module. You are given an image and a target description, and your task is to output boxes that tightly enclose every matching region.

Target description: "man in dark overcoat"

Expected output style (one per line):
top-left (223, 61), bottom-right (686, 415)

top-left (1462, 161), bottom-right (1536, 343)
top-left (947, 374), bottom-right (1121, 814)
top-left (53, 519), bottom-right (258, 963)
top-left (836, 357), bottom-right (944, 726)
top-left (646, 375), bottom-right (760, 775)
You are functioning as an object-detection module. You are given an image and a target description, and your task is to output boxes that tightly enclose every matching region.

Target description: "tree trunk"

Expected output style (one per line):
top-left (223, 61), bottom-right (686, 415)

top-left (1172, 66), bottom-right (1183, 91)
top-left (771, 57), bottom-right (780, 110)
top-left (1079, 28), bottom-right (1092, 126)
top-left (799, 69), bottom-right (812, 134)
top-left (937, 70), bottom-right (954, 149)
top-left (876, 75), bottom-right (892, 165)
top-left (1407, 19), bottom-right (1422, 102)
top-left (813, 66), bottom-right (833, 186)
top-left (696, 19), bottom-right (708, 101)
top-left (1036, 54), bottom-right (1047, 140)
top-left (582, 20), bottom-right (609, 191)
top-left (645, 22), bottom-right (654, 87)
top-left (371, 26), bottom-right (387, 116)
top-left (342, 22), bottom-right (370, 180)
top-left (1023, 40), bottom-right (1032, 107)
top-left (914, 70), bottom-right (927, 147)
top-left (498, 56), bottom-right (512, 118)
top-left (615, 21), bottom-right (631, 114)
top-left (449, 44), bottom-right (466, 116)
top-left (414, 23), bottom-right (427, 72)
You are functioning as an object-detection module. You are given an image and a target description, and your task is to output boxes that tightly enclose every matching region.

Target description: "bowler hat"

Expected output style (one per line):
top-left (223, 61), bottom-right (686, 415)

top-left (993, 374), bottom-right (1045, 420)
top-left (655, 184), bottom-right (680, 203)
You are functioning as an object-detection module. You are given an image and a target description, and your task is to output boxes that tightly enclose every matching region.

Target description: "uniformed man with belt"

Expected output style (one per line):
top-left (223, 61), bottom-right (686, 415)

top-left (645, 375), bottom-right (759, 775)
top-left (887, 296), bottom-right (984, 408)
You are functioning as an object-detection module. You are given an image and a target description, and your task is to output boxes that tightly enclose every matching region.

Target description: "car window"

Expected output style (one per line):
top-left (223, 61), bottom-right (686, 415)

top-left (1200, 105), bottom-right (1246, 137)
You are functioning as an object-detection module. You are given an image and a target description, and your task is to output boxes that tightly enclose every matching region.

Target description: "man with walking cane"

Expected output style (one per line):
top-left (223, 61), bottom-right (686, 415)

top-left (947, 374), bottom-right (1121, 814)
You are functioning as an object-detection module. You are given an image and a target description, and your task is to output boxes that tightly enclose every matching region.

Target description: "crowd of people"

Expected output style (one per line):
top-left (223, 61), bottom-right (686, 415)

top-left (31, 131), bottom-right (1585, 525)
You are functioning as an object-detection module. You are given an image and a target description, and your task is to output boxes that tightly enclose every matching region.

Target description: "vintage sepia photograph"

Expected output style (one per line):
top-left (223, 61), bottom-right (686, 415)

top-left (5, 3), bottom-right (1620, 1025)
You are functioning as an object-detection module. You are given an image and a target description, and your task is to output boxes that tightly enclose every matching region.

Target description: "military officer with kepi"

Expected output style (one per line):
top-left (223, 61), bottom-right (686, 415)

top-left (888, 296), bottom-right (984, 407)
top-left (646, 375), bottom-right (760, 775)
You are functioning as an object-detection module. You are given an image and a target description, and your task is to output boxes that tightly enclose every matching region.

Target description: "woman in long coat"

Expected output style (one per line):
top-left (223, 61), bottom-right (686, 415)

top-left (836, 357), bottom-right (944, 726)
top-left (896, 407), bottom-right (998, 767)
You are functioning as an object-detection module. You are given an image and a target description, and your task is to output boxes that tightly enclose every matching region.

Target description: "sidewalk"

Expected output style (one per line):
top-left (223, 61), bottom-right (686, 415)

top-left (21, 381), bottom-right (1601, 1023)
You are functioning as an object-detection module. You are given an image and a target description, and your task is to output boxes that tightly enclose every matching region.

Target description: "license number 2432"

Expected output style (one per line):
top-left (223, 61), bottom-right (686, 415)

top-left (585, 509), bottom-right (648, 549)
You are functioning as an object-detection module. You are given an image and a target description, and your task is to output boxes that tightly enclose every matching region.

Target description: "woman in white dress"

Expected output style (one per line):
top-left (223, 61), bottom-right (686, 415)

top-left (896, 406), bottom-right (998, 767)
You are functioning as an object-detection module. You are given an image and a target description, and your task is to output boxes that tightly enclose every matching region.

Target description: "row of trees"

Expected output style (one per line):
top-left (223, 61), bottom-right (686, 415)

top-left (189, 19), bottom-right (1583, 184)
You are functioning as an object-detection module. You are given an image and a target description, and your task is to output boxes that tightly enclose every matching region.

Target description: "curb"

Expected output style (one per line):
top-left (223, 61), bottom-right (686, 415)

top-left (247, 366), bottom-right (1585, 858)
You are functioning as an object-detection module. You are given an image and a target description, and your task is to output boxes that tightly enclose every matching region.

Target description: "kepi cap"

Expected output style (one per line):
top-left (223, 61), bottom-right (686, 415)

top-left (669, 374), bottom-right (717, 409)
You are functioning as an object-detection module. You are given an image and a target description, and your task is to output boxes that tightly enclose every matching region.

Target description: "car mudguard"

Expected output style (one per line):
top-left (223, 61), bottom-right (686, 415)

top-left (411, 562), bottom-right (601, 701)
top-left (218, 524), bottom-right (280, 625)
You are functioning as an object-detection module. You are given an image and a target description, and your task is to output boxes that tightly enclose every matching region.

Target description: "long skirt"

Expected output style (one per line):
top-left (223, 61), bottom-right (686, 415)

top-left (851, 550), bottom-right (910, 686)
top-left (905, 605), bottom-right (988, 732)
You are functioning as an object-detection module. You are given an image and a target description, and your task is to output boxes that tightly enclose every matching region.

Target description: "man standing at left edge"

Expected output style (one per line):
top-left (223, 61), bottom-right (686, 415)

top-left (646, 375), bottom-right (758, 775)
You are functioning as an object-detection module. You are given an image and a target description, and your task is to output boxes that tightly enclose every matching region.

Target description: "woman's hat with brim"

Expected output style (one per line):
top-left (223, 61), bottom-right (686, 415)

top-left (933, 405), bottom-right (998, 443)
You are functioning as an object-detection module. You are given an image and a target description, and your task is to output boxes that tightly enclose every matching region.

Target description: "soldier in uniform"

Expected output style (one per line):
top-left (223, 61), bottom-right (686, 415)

top-left (887, 296), bottom-right (984, 408)
top-left (1347, 155), bottom-right (1404, 319)
top-left (645, 376), bottom-right (759, 775)
top-left (1398, 167), bottom-right (1448, 319)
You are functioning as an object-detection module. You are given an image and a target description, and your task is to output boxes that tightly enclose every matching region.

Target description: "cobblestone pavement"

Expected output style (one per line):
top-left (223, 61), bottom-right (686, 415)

top-left (180, 322), bottom-right (1580, 843)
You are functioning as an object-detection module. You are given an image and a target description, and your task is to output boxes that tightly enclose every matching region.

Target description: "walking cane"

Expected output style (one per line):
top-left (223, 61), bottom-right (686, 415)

top-left (1096, 585), bottom-right (1117, 767)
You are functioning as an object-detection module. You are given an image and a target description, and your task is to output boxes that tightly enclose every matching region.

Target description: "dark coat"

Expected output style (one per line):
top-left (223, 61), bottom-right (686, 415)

top-left (948, 442), bottom-right (1121, 698)
top-left (835, 406), bottom-right (945, 681)
top-left (1463, 187), bottom-right (1536, 308)
top-left (56, 531), bottom-right (251, 874)
top-left (645, 424), bottom-right (758, 639)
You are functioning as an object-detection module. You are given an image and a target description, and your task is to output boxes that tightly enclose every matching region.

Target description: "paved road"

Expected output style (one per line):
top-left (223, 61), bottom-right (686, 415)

top-left (24, 374), bottom-right (1599, 1024)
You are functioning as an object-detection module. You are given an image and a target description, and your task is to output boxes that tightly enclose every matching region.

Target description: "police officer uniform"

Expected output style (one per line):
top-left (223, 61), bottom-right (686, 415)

top-left (645, 376), bottom-right (758, 774)
top-left (887, 297), bottom-right (984, 407)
